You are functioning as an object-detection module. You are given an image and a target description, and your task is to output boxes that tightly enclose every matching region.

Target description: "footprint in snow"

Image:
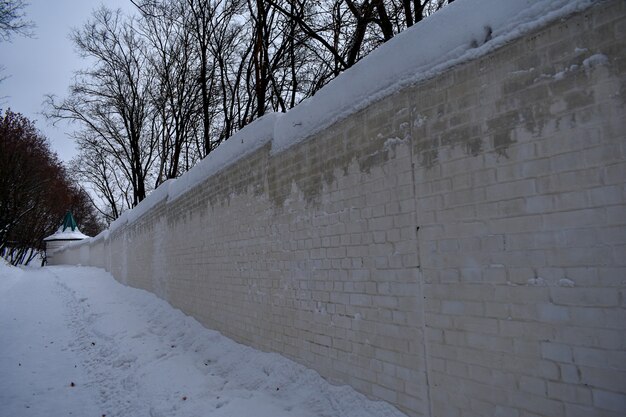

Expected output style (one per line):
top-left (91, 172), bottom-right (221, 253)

top-left (112, 355), bottom-right (137, 368)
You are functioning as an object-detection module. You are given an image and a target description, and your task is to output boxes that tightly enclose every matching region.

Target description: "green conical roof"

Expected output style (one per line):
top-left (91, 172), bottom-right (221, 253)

top-left (60, 211), bottom-right (78, 232)
top-left (44, 210), bottom-right (89, 242)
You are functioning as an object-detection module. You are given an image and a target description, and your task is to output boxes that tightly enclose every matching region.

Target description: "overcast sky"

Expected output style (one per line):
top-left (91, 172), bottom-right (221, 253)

top-left (0, 0), bottom-right (136, 162)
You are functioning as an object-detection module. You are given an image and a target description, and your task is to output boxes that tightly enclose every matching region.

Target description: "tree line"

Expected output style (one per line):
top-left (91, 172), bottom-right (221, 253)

top-left (0, 109), bottom-right (103, 265)
top-left (46, 0), bottom-right (454, 224)
top-left (1, 2), bottom-right (101, 265)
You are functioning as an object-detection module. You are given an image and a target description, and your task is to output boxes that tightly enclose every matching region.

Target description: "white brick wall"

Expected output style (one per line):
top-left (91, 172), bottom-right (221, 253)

top-left (53, 2), bottom-right (626, 416)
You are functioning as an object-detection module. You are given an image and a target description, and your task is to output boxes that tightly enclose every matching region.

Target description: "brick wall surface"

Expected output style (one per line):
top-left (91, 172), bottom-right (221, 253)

top-left (52, 2), bottom-right (626, 416)
top-left (411, 3), bottom-right (626, 415)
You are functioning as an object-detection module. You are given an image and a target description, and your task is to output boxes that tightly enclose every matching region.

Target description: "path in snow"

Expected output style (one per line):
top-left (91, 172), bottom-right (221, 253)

top-left (0, 264), bottom-right (407, 417)
top-left (0, 266), bottom-right (101, 416)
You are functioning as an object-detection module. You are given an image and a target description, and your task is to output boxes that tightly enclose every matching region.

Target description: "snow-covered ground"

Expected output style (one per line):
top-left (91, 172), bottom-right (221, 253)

top-left (0, 262), bottom-right (407, 417)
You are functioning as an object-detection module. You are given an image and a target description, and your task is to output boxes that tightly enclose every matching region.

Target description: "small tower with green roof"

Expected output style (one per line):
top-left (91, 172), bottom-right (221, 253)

top-left (44, 211), bottom-right (90, 265)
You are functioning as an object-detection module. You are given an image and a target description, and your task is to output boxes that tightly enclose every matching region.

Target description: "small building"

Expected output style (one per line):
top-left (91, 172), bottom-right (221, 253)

top-left (43, 211), bottom-right (89, 264)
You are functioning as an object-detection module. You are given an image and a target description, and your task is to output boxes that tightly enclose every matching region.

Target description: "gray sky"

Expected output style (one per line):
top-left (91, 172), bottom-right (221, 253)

top-left (0, 0), bottom-right (135, 162)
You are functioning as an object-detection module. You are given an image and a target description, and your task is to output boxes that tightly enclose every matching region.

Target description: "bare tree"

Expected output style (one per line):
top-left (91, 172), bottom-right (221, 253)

top-left (69, 144), bottom-right (130, 223)
top-left (45, 7), bottom-right (157, 208)
top-left (0, 0), bottom-right (33, 41)
top-left (56, 0), bottom-right (457, 221)
top-left (138, 0), bottom-right (203, 185)
top-left (266, 0), bottom-right (452, 93)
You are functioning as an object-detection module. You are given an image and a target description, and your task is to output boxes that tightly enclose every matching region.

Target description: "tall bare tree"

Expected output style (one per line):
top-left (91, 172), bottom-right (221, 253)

top-left (46, 7), bottom-right (157, 208)
top-left (57, 0), bottom-right (456, 221)
top-left (138, 0), bottom-right (203, 185)
top-left (69, 144), bottom-right (130, 223)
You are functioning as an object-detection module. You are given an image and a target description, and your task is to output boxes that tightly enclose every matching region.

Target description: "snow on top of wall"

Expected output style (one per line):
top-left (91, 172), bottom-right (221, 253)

top-left (103, 114), bottom-right (280, 236)
top-left (126, 178), bottom-right (177, 224)
top-left (83, 0), bottom-right (598, 240)
top-left (272, 0), bottom-right (597, 153)
top-left (103, 177), bottom-right (177, 236)
top-left (91, 229), bottom-right (109, 243)
top-left (58, 237), bottom-right (91, 251)
top-left (167, 112), bottom-right (282, 202)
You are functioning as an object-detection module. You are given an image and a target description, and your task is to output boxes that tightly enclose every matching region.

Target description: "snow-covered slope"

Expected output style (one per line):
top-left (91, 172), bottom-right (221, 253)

top-left (0, 259), bottom-right (22, 294)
